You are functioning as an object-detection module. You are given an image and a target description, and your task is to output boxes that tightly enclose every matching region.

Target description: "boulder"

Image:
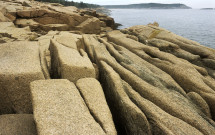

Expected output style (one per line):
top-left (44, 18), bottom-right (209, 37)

top-left (50, 39), bottom-right (95, 82)
top-left (76, 78), bottom-right (117, 135)
top-left (54, 31), bottom-right (84, 50)
top-left (0, 41), bottom-right (45, 114)
top-left (30, 79), bottom-right (105, 135)
top-left (0, 114), bottom-right (37, 135)
top-left (148, 21), bottom-right (159, 27)
top-left (98, 15), bottom-right (115, 28)
top-left (77, 17), bottom-right (101, 34)
top-left (81, 9), bottom-right (97, 17)
top-left (38, 32), bottom-right (85, 80)
top-left (22, 1), bottom-right (31, 7)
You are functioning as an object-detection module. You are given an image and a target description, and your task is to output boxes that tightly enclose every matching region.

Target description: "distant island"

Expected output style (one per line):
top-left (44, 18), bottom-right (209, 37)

top-left (103, 3), bottom-right (191, 9)
top-left (201, 8), bottom-right (215, 10)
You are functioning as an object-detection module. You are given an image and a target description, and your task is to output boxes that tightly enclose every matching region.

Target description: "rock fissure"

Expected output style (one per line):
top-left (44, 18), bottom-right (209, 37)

top-left (76, 85), bottom-right (107, 133)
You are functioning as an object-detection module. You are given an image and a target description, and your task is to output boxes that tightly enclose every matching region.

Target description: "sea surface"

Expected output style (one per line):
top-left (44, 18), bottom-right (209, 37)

top-left (110, 9), bottom-right (215, 49)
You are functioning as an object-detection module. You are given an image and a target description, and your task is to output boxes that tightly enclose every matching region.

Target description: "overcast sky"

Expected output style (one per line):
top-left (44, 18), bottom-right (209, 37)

top-left (71, 0), bottom-right (215, 8)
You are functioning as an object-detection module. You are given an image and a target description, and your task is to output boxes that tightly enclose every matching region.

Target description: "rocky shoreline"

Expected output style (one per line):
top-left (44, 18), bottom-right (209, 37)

top-left (0, 0), bottom-right (215, 135)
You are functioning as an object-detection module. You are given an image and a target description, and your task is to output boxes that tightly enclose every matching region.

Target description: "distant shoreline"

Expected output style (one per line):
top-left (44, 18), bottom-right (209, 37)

top-left (108, 8), bottom-right (192, 10)
top-left (201, 8), bottom-right (215, 10)
top-left (103, 3), bottom-right (191, 9)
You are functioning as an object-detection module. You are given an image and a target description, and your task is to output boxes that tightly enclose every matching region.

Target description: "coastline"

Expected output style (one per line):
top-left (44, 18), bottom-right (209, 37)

top-left (109, 8), bottom-right (215, 49)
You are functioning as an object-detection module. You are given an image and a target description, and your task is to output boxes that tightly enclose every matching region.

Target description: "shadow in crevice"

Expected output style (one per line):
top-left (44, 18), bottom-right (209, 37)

top-left (98, 69), bottom-right (128, 135)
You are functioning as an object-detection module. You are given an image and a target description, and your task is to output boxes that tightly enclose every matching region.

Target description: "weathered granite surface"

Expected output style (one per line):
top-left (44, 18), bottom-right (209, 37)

top-left (0, 0), bottom-right (215, 134)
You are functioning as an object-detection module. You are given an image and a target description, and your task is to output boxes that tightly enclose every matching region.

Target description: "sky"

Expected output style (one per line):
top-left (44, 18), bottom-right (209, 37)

top-left (71, 0), bottom-right (215, 8)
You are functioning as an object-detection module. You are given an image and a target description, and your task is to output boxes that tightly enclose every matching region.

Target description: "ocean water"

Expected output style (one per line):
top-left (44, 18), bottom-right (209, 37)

top-left (110, 9), bottom-right (215, 49)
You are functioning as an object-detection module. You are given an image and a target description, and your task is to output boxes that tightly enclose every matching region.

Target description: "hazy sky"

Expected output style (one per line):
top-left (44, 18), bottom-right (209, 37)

top-left (71, 0), bottom-right (215, 8)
